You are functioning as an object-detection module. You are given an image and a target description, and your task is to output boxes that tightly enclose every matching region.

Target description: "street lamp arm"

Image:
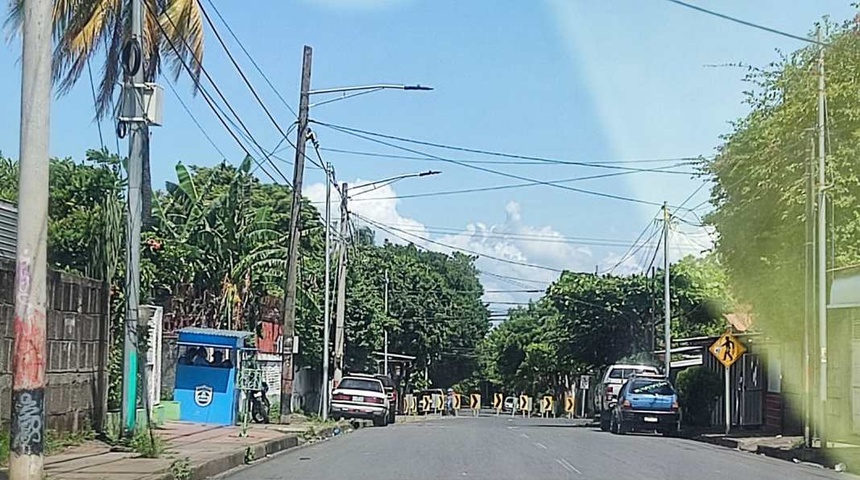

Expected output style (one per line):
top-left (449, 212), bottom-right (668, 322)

top-left (308, 84), bottom-right (433, 96)
top-left (350, 170), bottom-right (441, 197)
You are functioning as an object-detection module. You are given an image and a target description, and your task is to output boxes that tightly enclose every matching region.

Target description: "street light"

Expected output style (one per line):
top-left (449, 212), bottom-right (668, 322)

top-left (302, 77), bottom-right (433, 421)
top-left (340, 170), bottom-right (441, 379)
top-left (309, 84), bottom-right (433, 109)
top-left (349, 170), bottom-right (442, 198)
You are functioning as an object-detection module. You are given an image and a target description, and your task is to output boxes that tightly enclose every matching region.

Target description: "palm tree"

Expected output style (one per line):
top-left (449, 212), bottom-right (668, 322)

top-left (6, 0), bottom-right (206, 220)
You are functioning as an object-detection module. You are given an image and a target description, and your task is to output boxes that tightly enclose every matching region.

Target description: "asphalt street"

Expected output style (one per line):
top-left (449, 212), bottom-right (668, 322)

top-left (227, 415), bottom-right (854, 480)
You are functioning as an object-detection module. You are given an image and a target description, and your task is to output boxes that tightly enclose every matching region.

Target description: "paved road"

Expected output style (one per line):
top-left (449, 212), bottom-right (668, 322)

top-left (228, 415), bottom-right (852, 480)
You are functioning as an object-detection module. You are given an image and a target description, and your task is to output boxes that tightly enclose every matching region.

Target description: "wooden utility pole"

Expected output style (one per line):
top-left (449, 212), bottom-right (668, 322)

top-left (280, 45), bottom-right (313, 422)
top-left (663, 202), bottom-right (671, 376)
top-left (10, 0), bottom-right (52, 477)
top-left (333, 183), bottom-right (349, 383)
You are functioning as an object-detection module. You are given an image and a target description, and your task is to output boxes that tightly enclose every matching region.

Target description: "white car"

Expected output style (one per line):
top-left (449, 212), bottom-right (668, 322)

top-left (331, 376), bottom-right (390, 427)
top-left (503, 396), bottom-right (517, 412)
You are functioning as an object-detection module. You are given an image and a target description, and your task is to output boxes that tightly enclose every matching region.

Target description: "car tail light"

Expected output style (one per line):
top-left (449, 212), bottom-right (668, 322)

top-left (621, 400), bottom-right (632, 410)
top-left (333, 393), bottom-right (349, 401)
top-left (367, 397), bottom-right (384, 404)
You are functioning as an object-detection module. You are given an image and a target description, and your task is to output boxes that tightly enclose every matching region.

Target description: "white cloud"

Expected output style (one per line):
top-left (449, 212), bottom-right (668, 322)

top-left (304, 181), bottom-right (716, 320)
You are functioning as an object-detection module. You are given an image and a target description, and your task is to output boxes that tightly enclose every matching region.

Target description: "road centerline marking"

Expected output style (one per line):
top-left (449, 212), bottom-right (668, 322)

top-left (534, 442), bottom-right (548, 450)
top-left (556, 458), bottom-right (582, 475)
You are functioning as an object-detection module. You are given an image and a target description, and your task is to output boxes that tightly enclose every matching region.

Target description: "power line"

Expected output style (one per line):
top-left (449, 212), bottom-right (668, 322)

top-left (318, 146), bottom-right (704, 168)
top-left (348, 168), bottom-right (698, 202)
top-left (141, 0), bottom-right (284, 185)
top-left (197, 0), bottom-right (295, 184)
top-left (315, 121), bottom-right (686, 209)
top-left (354, 213), bottom-right (565, 274)
top-left (163, 77), bottom-right (228, 160)
top-left (602, 210), bottom-right (661, 274)
top-left (365, 222), bottom-right (661, 248)
top-left (314, 121), bottom-right (705, 175)
top-left (204, 0), bottom-right (299, 119)
top-left (664, 0), bottom-right (824, 46)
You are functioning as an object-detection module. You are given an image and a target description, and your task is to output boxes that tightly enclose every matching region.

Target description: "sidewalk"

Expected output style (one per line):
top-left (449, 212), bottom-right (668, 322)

top-left (3, 420), bottom-right (355, 480)
top-left (688, 430), bottom-right (859, 473)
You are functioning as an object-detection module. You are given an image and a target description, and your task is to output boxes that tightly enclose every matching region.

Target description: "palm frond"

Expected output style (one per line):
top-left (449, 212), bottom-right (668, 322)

top-left (159, 0), bottom-right (203, 87)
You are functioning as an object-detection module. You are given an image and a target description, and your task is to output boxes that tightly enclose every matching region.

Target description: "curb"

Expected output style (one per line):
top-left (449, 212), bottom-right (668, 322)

top-left (683, 434), bottom-right (850, 472)
top-left (150, 422), bottom-right (366, 480)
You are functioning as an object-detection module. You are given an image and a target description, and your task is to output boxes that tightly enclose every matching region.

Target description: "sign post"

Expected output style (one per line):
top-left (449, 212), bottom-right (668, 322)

top-left (708, 331), bottom-right (746, 435)
top-left (578, 375), bottom-right (590, 419)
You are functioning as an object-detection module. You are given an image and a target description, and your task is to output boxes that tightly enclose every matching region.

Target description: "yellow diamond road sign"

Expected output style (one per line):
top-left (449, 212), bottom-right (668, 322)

top-left (709, 332), bottom-right (746, 368)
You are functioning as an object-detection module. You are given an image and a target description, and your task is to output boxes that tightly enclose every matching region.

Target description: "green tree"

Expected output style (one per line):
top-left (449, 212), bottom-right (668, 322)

top-left (704, 18), bottom-right (860, 337)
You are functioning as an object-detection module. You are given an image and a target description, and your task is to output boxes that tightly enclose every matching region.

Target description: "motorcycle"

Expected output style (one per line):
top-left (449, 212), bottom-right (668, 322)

top-left (250, 382), bottom-right (271, 424)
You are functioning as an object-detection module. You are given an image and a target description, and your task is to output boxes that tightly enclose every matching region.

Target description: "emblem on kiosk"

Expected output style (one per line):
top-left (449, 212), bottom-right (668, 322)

top-left (195, 385), bottom-right (213, 407)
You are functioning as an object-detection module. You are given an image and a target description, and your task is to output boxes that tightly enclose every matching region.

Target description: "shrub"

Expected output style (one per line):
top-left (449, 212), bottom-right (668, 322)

top-left (675, 366), bottom-right (722, 427)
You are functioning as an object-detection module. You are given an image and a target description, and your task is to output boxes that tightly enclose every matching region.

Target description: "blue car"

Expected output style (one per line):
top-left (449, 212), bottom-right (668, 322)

top-left (609, 374), bottom-right (680, 435)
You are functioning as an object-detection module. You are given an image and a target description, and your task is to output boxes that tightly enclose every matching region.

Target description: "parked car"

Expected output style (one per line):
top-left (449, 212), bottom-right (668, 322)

top-left (609, 373), bottom-right (680, 436)
top-left (503, 396), bottom-right (517, 412)
top-left (331, 375), bottom-right (390, 427)
top-left (594, 364), bottom-right (661, 431)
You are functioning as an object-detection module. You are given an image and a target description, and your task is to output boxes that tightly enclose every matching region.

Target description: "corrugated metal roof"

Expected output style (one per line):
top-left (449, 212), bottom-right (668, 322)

top-left (0, 201), bottom-right (17, 260)
top-left (177, 327), bottom-right (253, 338)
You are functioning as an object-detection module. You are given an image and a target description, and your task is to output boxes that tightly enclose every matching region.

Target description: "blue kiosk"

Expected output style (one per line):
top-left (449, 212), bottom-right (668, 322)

top-left (174, 327), bottom-right (253, 426)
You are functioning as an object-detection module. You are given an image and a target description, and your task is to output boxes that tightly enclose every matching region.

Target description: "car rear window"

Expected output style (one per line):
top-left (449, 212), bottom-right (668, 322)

top-left (630, 380), bottom-right (675, 396)
top-left (339, 378), bottom-right (383, 392)
top-left (609, 368), bottom-right (657, 379)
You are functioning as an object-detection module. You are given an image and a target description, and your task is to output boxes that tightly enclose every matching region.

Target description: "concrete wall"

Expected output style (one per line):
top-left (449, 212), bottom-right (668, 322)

top-left (0, 260), bottom-right (109, 433)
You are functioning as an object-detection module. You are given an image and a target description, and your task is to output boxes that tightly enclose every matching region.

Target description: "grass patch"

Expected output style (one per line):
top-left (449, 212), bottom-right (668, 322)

top-left (129, 427), bottom-right (166, 458)
top-left (170, 457), bottom-right (192, 480)
top-left (0, 427), bottom-right (94, 466)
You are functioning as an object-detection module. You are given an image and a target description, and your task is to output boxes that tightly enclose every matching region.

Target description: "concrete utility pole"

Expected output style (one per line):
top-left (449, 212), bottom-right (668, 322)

top-left (384, 270), bottom-right (389, 376)
top-left (663, 202), bottom-right (671, 377)
top-left (121, 0), bottom-right (146, 438)
top-left (804, 135), bottom-right (814, 448)
top-left (321, 162), bottom-right (333, 421)
top-left (333, 183), bottom-right (349, 383)
top-left (816, 26), bottom-right (828, 447)
top-left (10, 0), bottom-right (52, 477)
top-left (280, 45), bottom-right (313, 422)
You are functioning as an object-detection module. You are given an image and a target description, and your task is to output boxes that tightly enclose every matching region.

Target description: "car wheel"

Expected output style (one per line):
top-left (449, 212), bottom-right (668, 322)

top-left (617, 416), bottom-right (627, 435)
top-left (599, 410), bottom-right (610, 431)
top-left (389, 410), bottom-right (396, 424)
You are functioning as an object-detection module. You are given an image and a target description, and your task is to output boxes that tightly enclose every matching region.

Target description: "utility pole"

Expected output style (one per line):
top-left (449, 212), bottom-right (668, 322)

top-left (320, 162), bottom-right (333, 421)
top-left (650, 265), bottom-right (657, 355)
top-left (663, 202), bottom-right (671, 377)
top-left (816, 26), bottom-right (828, 447)
top-left (333, 183), bottom-right (349, 383)
top-left (804, 134), bottom-right (814, 448)
top-left (280, 45), bottom-right (313, 422)
top-left (9, 0), bottom-right (51, 477)
top-left (121, 0), bottom-right (146, 438)
top-left (384, 270), bottom-right (389, 376)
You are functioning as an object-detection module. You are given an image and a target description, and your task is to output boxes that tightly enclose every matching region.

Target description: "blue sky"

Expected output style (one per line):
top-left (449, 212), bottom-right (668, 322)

top-left (0, 0), bottom-right (854, 308)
